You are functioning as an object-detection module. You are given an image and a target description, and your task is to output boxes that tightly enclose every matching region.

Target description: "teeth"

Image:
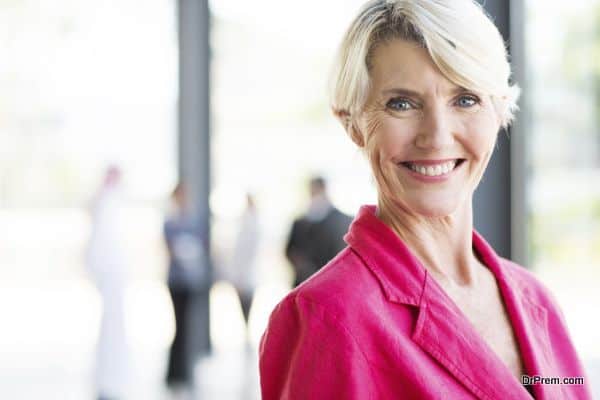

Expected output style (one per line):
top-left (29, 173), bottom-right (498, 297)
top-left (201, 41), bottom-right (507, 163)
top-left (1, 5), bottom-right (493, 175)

top-left (408, 160), bottom-right (457, 177)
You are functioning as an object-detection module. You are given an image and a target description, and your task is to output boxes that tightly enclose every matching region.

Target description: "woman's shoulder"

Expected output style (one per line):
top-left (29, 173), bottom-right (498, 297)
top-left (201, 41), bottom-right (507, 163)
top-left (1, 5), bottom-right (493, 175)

top-left (270, 246), bottom-right (385, 325)
top-left (297, 247), bottom-right (382, 299)
top-left (259, 249), bottom-right (382, 399)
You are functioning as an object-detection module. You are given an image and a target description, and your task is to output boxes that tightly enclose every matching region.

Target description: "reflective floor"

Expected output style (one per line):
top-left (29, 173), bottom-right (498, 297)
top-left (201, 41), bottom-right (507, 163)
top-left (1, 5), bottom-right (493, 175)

top-left (0, 346), bottom-right (259, 400)
top-left (0, 280), bottom-right (265, 400)
top-left (0, 280), bottom-right (598, 399)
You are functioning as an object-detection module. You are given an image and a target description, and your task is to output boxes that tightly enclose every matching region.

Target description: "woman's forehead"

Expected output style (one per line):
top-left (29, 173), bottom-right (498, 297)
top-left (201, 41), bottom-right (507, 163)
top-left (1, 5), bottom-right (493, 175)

top-left (370, 40), bottom-right (461, 96)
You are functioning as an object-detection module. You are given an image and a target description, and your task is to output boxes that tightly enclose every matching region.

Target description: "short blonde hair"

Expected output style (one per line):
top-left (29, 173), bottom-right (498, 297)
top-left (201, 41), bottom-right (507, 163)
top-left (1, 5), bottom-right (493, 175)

top-left (329, 0), bottom-right (520, 144)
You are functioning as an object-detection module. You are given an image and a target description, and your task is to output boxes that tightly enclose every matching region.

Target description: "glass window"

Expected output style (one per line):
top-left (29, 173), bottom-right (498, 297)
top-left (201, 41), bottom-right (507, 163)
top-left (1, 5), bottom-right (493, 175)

top-left (525, 0), bottom-right (600, 389)
top-left (209, 0), bottom-right (377, 346)
top-left (0, 1), bottom-right (177, 397)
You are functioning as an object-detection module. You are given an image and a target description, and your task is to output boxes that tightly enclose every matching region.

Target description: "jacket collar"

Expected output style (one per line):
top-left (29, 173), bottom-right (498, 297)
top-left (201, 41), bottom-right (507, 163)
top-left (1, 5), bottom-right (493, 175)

top-left (344, 205), bottom-right (562, 400)
top-left (344, 205), bottom-right (426, 306)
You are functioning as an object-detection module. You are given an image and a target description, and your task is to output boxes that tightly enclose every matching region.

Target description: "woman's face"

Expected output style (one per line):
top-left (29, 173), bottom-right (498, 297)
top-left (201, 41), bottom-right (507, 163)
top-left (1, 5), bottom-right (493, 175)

top-left (358, 39), bottom-right (501, 217)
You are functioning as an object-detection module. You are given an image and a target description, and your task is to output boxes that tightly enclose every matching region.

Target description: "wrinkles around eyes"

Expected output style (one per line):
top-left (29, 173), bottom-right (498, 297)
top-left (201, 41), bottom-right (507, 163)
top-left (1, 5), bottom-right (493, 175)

top-left (359, 109), bottom-right (384, 148)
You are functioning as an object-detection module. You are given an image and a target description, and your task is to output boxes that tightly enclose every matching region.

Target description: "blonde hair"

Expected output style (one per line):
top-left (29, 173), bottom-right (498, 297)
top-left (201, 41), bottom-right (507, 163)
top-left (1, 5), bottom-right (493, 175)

top-left (329, 0), bottom-right (520, 145)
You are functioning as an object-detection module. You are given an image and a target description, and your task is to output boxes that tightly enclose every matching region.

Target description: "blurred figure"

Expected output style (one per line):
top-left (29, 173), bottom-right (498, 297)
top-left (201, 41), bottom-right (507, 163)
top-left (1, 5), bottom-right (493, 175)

top-left (227, 193), bottom-right (260, 344)
top-left (163, 182), bottom-right (209, 398)
top-left (85, 165), bottom-right (131, 400)
top-left (285, 176), bottom-right (352, 287)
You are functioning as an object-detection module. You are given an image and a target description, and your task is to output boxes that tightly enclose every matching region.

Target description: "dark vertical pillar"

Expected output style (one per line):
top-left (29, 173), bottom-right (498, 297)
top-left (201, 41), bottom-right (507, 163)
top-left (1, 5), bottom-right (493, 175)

top-left (473, 0), bottom-right (515, 260)
top-left (507, 0), bottom-right (530, 266)
top-left (177, 0), bottom-right (212, 360)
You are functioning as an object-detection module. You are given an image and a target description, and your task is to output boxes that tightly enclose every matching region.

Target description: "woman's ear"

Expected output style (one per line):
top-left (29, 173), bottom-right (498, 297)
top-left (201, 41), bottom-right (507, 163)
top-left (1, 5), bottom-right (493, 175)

top-left (332, 108), bottom-right (365, 147)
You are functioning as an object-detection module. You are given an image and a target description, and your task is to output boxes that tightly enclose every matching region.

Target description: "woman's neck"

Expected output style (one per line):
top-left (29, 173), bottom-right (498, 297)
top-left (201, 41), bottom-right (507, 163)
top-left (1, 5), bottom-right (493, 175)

top-left (376, 197), bottom-right (484, 288)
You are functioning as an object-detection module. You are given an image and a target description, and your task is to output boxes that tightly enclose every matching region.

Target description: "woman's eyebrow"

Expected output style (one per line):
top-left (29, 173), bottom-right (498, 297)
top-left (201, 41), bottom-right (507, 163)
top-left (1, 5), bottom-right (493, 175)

top-left (381, 87), bottom-right (422, 97)
top-left (451, 86), bottom-right (470, 95)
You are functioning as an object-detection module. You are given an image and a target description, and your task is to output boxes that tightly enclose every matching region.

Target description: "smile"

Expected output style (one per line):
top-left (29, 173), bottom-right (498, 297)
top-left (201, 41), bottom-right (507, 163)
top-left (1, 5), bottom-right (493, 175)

top-left (399, 159), bottom-right (466, 178)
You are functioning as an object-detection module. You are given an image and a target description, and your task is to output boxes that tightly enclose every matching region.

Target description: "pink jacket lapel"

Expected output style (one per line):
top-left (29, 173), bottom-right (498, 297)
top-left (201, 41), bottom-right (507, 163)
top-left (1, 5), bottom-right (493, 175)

top-left (410, 270), bottom-right (548, 399)
top-left (477, 229), bottom-right (565, 399)
top-left (346, 206), bottom-right (564, 399)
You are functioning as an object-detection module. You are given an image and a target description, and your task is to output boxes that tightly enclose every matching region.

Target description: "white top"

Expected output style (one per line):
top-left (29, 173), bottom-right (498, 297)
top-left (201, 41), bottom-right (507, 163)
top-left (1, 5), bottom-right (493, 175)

top-left (226, 208), bottom-right (260, 292)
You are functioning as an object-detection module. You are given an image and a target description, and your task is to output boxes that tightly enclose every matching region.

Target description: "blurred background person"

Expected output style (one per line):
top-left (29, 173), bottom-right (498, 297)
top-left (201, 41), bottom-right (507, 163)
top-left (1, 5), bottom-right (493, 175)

top-left (225, 193), bottom-right (260, 349)
top-left (85, 165), bottom-right (131, 400)
top-left (163, 182), bottom-right (209, 399)
top-left (285, 176), bottom-right (352, 287)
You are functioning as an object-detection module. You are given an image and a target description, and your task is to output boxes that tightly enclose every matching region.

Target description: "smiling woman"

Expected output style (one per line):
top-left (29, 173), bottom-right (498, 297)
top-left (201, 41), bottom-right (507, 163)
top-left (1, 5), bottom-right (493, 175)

top-left (258, 1), bottom-right (593, 399)
top-left (357, 39), bottom-right (502, 219)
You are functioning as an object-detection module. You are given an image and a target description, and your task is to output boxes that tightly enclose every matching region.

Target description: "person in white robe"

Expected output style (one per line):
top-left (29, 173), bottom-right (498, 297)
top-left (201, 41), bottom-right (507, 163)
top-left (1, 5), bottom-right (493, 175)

top-left (85, 166), bottom-right (131, 400)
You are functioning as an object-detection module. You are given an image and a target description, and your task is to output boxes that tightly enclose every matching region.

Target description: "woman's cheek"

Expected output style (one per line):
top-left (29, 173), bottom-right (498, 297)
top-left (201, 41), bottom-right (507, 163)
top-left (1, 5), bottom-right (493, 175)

top-left (377, 118), bottom-right (414, 159)
top-left (462, 113), bottom-right (499, 161)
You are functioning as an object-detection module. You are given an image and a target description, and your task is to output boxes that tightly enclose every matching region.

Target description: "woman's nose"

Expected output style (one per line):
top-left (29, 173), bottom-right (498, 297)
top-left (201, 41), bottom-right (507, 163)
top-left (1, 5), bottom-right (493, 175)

top-left (414, 106), bottom-right (455, 150)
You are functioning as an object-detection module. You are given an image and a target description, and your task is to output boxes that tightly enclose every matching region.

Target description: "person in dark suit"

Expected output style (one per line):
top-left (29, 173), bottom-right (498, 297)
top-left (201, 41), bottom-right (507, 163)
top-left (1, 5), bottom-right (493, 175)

top-left (285, 177), bottom-right (352, 287)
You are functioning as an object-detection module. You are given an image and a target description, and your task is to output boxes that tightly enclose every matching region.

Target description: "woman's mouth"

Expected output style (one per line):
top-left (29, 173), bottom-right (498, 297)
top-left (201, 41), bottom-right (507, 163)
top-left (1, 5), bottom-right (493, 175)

top-left (399, 159), bottom-right (466, 178)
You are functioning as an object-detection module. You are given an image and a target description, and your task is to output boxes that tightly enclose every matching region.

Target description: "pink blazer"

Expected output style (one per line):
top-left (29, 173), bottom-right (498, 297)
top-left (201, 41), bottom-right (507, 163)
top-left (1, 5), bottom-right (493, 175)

top-left (259, 205), bottom-right (592, 399)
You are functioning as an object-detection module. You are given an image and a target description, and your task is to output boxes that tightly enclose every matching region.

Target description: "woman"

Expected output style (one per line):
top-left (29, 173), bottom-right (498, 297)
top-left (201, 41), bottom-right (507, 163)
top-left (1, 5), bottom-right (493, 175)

top-left (259, 1), bottom-right (592, 399)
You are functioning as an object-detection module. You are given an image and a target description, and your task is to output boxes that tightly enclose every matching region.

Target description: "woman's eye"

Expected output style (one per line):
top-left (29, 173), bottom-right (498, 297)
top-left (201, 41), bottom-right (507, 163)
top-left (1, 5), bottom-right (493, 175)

top-left (386, 98), bottom-right (413, 111)
top-left (455, 95), bottom-right (480, 108)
